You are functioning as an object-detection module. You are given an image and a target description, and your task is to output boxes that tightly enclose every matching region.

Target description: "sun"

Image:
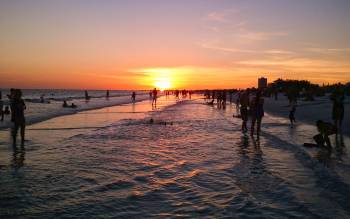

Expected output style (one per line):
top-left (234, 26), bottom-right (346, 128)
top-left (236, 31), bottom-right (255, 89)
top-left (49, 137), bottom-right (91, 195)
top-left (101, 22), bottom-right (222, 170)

top-left (154, 80), bottom-right (171, 91)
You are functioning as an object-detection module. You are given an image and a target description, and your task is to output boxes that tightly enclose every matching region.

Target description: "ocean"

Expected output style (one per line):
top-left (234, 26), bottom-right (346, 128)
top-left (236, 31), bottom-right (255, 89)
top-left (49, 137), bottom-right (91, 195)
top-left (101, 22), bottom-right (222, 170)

top-left (0, 89), bottom-right (149, 129)
top-left (0, 94), bottom-right (350, 218)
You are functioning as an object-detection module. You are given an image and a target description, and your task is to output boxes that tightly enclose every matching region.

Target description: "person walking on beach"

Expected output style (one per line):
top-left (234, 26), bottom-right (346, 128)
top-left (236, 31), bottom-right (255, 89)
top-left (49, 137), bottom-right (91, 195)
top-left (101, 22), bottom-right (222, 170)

top-left (222, 90), bottom-right (227, 109)
top-left (152, 88), bottom-right (158, 106)
top-left (330, 87), bottom-right (344, 132)
top-left (235, 91), bottom-right (241, 116)
top-left (217, 91), bottom-right (222, 109)
top-left (131, 92), bottom-right (136, 103)
top-left (289, 103), bottom-right (296, 128)
top-left (0, 91), bottom-right (4, 121)
top-left (8, 88), bottom-right (16, 122)
top-left (250, 90), bottom-right (264, 138)
top-left (12, 89), bottom-right (26, 146)
top-left (239, 90), bottom-right (250, 133)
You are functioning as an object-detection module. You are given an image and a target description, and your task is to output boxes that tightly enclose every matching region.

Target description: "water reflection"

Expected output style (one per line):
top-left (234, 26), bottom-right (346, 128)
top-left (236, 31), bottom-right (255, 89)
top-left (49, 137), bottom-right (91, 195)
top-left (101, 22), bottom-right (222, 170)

top-left (335, 133), bottom-right (346, 161)
top-left (238, 134), bottom-right (249, 159)
top-left (132, 102), bottom-right (136, 113)
top-left (251, 137), bottom-right (263, 171)
top-left (11, 145), bottom-right (25, 169)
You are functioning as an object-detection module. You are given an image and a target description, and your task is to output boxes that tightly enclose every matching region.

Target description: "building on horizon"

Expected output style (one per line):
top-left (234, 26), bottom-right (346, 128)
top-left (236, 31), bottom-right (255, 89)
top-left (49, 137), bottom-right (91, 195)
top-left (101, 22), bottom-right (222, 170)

top-left (258, 77), bottom-right (268, 89)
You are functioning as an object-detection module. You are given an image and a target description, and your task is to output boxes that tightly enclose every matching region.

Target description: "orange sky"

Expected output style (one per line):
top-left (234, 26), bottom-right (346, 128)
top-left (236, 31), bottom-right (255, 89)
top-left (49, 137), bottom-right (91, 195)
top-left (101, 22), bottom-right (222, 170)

top-left (1, 0), bottom-right (350, 90)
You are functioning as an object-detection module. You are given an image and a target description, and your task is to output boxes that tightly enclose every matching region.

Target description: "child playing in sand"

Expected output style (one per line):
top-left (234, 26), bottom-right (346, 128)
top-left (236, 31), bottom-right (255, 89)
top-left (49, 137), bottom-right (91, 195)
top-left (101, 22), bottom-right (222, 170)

top-left (304, 120), bottom-right (336, 153)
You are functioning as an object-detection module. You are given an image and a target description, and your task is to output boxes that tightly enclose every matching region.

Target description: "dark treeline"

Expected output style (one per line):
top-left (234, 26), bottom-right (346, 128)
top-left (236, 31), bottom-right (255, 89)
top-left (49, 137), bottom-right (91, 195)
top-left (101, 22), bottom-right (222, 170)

top-left (266, 79), bottom-right (350, 101)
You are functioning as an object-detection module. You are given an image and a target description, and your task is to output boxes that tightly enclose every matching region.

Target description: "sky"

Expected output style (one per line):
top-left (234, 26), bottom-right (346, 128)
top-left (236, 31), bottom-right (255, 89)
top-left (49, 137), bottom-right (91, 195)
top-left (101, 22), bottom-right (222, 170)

top-left (0, 0), bottom-right (350, 90)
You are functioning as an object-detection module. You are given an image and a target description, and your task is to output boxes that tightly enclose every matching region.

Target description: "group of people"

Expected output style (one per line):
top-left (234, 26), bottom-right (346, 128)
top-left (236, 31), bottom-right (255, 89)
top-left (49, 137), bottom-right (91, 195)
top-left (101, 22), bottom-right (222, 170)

top-left (204, 90), bottom-right (228, 109)
top-left (62, 100), bottom-right (77, 108)
top-left (206, 86), bottom-right (346, 159)
top-left (313, 87), bottom-right (346, 154)
top-left (204, 89), bottom-right (265, 138)
top-left (237, 89), bottom-right (265, 138)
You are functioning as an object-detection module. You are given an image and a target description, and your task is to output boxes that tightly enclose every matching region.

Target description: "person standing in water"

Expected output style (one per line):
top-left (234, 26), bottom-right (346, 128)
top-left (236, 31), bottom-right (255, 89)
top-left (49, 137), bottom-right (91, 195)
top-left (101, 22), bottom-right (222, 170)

top-left (235, 91), bottom-right (241, 116)
top-left (0, 91), bottom-right (4, 121)
top-left (131, 92), bottom-right (136, 103)
top-left (330, 87), bottom-right (345, 132)
top-left (239, 90), bottom-right (250, 133)
top-left (289, 103), bottom-right (296, 128)
top-left (152, 88), bottom-right (158, 106)
top-left (85, 90), bottom-right (90, 101)
top-left (12, 89), bottom-right (26, 146)
top-left (8, 88), bottom-right (16, 122)
top-left (250, 90), bottom-right (264, 139)
top-left (106, 90), bottom-right (110, 99)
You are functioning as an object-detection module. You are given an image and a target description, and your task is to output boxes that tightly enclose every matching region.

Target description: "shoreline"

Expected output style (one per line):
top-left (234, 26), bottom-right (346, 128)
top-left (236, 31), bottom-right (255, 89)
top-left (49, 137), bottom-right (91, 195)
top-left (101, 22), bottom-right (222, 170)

top-left (263, 95), bottom-right (350, 137)
top-left (0, 94), bottom-right (152, 131)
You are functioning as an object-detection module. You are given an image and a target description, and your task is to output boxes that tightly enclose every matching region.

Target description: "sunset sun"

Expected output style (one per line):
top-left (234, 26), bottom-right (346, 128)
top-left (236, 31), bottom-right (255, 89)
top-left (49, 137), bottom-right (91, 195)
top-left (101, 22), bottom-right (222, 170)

top-left (154, 80), bottom-right (171, 91)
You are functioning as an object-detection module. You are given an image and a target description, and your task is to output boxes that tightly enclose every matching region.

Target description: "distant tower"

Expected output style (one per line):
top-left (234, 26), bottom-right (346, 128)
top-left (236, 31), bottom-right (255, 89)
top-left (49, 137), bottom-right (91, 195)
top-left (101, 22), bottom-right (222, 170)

top-left (258, 77), bottom-right (268, 89)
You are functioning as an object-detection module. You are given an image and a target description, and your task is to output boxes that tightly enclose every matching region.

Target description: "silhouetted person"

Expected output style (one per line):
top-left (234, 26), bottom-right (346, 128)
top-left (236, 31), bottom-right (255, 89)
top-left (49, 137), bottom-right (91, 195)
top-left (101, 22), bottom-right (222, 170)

top-left (106, 90), bottom-right (110, 99)
top-left (131, 92), bottom-right (136, 103)
top-left (175, 90), bottom-right (179, 99)
top-left (71, 103), bottom-right (77, 108)
top-left (4, 106), bottom-right (10, 115)
top-left (289, 102), bottom-right (297, 128)
top-left (314, 120), bottom-right (336, 153)
top-left (250, 90), bottom-right (264, 138)
top-left (222, 90), bottom-right (227, 109)
top-left (0, 91), bottom-right (3, 121)
top-left (152, 88), bottom-right (158, 106)
top-left (12, 89), bottom-right (26, 146)
top-left (239, 90), bottom-right (250, 133)
top-left (235, 91), bottom-right (241, 116)
top-left (8, 88), bottom-right (15, 122)
top-left (217, 91), bottom-right (222, 109)
top-left (40, 94), bottom-right (45, 103)
top-left (63, 100), bottom-right (68, 108)
top-left (330, 87), bottom-right (344, 132)
top-left (85, 90), bottom-right (90, 101)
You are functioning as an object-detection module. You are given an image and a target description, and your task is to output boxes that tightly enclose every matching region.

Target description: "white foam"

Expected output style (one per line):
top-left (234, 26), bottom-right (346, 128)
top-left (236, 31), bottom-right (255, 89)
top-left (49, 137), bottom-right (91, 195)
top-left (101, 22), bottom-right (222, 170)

top-left (0, 94), bottom-right (150, 129)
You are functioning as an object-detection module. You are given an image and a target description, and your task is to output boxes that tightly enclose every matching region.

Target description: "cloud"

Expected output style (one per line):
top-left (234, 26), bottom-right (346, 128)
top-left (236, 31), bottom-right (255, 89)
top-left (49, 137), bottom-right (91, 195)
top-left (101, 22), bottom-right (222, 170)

top-left (205, 9), bottom-right (239, 23)
top-left (306, 47), bottom-right (350, 54)
top-left (235, 57), bottom-right (350, 73)
top-left (199, 43), bottom-right (256, 53)
top-left (264, 50), bottom-right (295, 55)
top-left (198, 41), bottom-right (294, 55)
top-left (236, 31), bottom-right (288, 41)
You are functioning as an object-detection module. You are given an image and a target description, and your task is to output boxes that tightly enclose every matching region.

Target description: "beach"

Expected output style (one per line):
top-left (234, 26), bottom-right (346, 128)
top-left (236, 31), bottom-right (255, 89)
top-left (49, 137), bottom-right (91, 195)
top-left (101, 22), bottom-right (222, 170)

top-left (263, 94), bottom-right (350, 137)
top-left (1, 95), bottom-right (350, 218)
